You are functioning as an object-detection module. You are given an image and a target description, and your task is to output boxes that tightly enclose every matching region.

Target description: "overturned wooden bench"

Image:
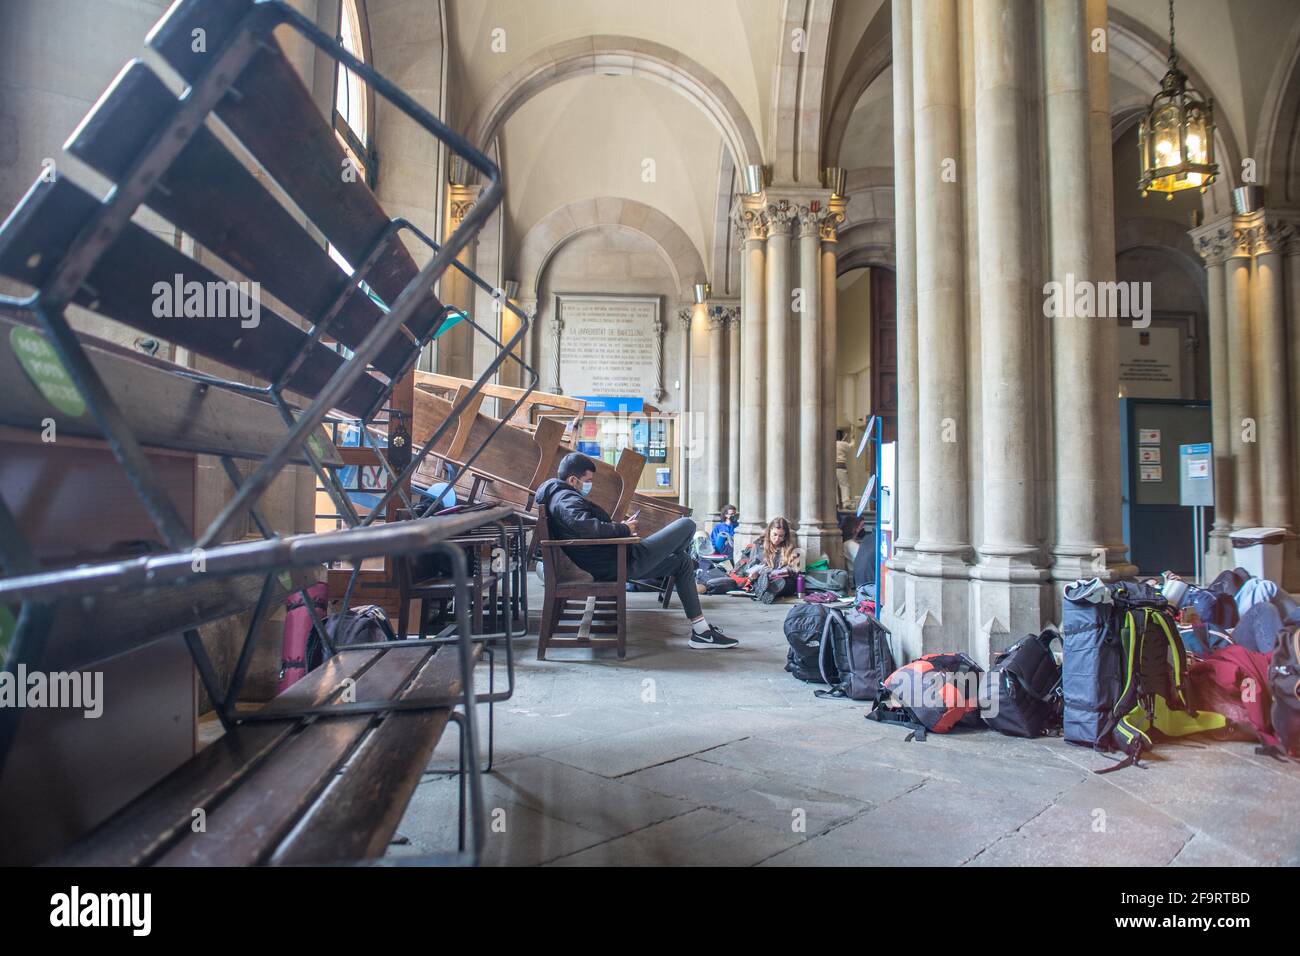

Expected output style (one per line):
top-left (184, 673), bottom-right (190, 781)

top-left (0, 0), bottom-right (521, 864)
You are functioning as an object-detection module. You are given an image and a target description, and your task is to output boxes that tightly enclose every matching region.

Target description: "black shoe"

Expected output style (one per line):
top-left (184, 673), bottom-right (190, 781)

top-left (689, 626), bottom-right (738, 649)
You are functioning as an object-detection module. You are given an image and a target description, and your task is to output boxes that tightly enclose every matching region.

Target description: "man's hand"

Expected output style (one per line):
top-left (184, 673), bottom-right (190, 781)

top-left (624, 518), bottom-right (639, 536)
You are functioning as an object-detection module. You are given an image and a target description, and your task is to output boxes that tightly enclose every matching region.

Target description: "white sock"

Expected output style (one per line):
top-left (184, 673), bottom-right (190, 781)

top-left (690, 617), bottom-right (710, 635)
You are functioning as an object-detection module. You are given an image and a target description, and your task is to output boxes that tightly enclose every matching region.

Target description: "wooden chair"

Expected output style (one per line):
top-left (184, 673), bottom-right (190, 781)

top-left (537, 503), bottom-right (638, 660)
top-left (395, 531), bottom-right (500, 640)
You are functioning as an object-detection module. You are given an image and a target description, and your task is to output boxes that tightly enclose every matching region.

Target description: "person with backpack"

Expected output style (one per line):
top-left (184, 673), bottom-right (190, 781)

top-left (535, 453), bottom-right (738, 649)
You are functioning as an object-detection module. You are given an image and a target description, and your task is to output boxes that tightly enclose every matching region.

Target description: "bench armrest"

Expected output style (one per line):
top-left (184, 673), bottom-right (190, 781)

top-left (541, 537), bottom-right (639, 547)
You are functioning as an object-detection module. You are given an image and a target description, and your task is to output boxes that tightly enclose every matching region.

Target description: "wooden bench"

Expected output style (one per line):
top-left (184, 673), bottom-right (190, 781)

top-left (0, 0), bottom-right (525, 864)
top-left (416, 370), bottom-right (586, 429)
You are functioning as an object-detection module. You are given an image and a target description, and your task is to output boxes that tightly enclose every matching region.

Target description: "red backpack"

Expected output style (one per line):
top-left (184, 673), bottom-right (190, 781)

top-left (867, 653), bottom-right (984, 739)
top-left (1187, 644), bottom-right (1279, 749)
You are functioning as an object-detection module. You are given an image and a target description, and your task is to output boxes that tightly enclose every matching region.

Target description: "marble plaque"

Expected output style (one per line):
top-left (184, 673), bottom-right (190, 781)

top-left (556, 294), bottom-right (660, 398)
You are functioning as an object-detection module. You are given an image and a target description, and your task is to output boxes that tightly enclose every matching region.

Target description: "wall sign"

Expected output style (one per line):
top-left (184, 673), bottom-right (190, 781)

top-left (1179, 442), bottom-right (1214, 507)
top-left (1118, 326), bottom-right (1182, 399)
top-left (556, 294), bottom-right (663, 399)
top-left (10, 326), bottom-right (87, 418)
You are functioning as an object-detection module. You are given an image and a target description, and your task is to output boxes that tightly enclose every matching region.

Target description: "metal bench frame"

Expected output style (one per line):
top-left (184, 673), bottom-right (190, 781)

top-left (0, 0), bottom-right (540, 865)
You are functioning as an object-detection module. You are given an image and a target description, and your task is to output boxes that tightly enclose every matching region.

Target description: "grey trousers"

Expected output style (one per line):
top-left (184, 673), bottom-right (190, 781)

top-left (627, 516), bottom-right (703, 619)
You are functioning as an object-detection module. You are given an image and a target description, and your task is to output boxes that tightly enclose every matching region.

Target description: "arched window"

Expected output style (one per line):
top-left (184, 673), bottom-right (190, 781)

top-left (333, 0), bottom-right (375, 185)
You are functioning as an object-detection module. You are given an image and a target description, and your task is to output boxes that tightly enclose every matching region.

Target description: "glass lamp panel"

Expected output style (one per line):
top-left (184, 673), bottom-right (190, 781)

top-left (1152, 103), bottom-right (1182, 170)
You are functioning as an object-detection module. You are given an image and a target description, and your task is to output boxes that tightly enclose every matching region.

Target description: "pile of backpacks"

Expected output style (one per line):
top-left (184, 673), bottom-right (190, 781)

top-left (782, 569), bottom-right (1300, 768)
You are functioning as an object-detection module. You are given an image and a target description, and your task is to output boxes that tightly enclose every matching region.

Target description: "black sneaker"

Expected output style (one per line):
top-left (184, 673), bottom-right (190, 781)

top-left (689, 626), bottom-right (738, 649)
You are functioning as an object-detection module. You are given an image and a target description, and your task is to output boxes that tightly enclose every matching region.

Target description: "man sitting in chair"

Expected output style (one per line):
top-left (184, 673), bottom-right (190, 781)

top-left (536, 453), bottom-right (739, 649)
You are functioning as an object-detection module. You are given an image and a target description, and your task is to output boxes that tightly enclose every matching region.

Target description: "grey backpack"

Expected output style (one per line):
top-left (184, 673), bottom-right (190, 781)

top-left (816, 608), bottom-right (896, 701)
top-left (805, 568), bottom-right (851, 595)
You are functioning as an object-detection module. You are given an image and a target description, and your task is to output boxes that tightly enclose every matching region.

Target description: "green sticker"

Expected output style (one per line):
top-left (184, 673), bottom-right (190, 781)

top-left (0, 605), bottom-right (16, 663)
top-left (10, 326), bottom-right (86, 418)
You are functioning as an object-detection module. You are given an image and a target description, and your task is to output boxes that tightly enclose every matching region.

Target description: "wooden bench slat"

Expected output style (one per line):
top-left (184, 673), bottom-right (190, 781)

top-left (0, 178), bottom-right (384, 419)
top-left (156, 645), bottom-right (434, 866)
top-left (52, 649), bottom-right (384, 866)
top-left (149, 0), bottom-right (445, 346)
top-left (65, 62), bottom-right (405, 378)
top-left (271, 644), bottom-right (479, 864)
top-left (0, 309), bottom-right (341, 466)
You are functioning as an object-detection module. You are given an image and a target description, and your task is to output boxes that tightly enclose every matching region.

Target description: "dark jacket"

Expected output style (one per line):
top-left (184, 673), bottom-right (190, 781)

top-left (536, 478), bottom-right (631, 581)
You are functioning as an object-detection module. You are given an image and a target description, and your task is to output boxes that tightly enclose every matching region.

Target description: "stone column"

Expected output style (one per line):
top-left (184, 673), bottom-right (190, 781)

top-left (969, 0), bottom-right (1046, 662)
top-left (677, 306), bottom-right (693, 508)
top-left (549, 312), bottom-right (564, 394)
top-left (440, 185), bottom-right (479, 379)
top-left (1225, 231), bottom-right (1258, 528)
top-left (1249, 215), bottom-right (1293, 531)
top-left (1286, 233), bottom-right (1300, 588)
top-left (884, 0), bottom-right (919, 647)
top-left (909, 0), bottom-right (970, 652)
top-left (1087, 0), bottom-right (1134, 579)
top-left (517, 297), bottom-right (538, 375)
top-left (1286, 235), bottom-right (1300, 536)
top-left (736, 205), bottom-right (768, 542)
top-left (1191, 221), bottom-right (1234, 572)
top-left (707, 308), bottom-right (728, 516)
top-left (820, 203), bottom-right (846, 552)
top-left (796, 207), bottom-right (830, 561)
top-left (1044, 0), bottom-right (1109, 582)
top-left (764, 199), bottom-right (796, 525)
top-left (727, 307), bottom-right (742, 509)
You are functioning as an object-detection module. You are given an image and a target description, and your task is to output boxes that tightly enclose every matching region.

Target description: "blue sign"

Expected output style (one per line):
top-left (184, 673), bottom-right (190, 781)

top-left (576, 395), bottom-right (644, 414)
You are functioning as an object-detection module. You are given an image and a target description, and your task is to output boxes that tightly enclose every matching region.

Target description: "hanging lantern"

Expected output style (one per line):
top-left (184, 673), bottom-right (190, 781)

top-left (1139, 0), bottom-right (1218, 199)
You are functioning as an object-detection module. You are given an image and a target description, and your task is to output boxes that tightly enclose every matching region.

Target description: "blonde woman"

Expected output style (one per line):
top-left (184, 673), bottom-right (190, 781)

top-left (738, 517), bottom-right (803, 601)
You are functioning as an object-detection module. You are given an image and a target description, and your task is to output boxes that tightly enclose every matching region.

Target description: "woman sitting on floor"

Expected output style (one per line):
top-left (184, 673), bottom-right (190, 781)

top-left (738, 516), bottom-right (803, 601)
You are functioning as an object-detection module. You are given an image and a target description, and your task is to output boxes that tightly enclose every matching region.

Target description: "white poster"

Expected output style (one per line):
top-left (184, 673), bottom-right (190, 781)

top-left (556, 294), bottom-right (661, 398)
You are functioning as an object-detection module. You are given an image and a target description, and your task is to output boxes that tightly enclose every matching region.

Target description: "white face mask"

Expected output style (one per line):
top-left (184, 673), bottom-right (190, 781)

top-left (581, 480), bottom-right (593, 496)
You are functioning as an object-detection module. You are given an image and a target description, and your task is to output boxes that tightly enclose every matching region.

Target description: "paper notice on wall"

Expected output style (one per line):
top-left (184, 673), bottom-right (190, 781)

top-left (1138, 428), bottom-right (1161, 445)
top-left (1140, 464), bottom-right (1163, 482)
top-left (1139, 447), bottom-right (1161, 464)
top-left (1188, 458), bottom-right (1209, 478)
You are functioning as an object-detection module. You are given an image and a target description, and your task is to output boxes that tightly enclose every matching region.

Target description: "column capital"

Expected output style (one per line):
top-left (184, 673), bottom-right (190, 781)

top-left (820, 196), bottom-right (849, 242)
top-left (1242, 210), bottom-right (1296, 257)
top-left (796, 206), bottom-right (822, 239)
top-left (708, 303), bottom-right (740, 329)
top-left (448, 183), bottom-right (481, 226)
top-left (677, 306), bottom-right (694, 330)
top-left (1190, 217), bottom-right (1233, 266)
top-left (731, 200), bottom-right (769, 243)
top-left (765, 198), bottom-right (798, 236)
